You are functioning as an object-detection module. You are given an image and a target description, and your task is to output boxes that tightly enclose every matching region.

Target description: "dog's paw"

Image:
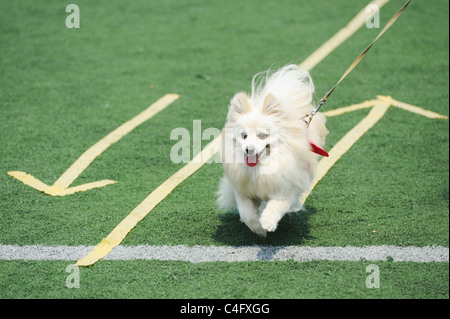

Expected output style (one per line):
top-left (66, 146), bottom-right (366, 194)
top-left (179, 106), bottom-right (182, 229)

top-left (249, 222), bottom-right (267, 237)
top-left (260, 215), bottom-right (278, 232)
top-left (253, 228), bottom-right (267, 238)
top-left (242, 218), bottom-right (267, 237)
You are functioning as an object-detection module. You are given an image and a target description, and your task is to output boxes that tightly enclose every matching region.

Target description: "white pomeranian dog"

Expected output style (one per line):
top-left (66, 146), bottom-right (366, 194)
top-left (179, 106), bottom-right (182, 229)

top-left (217, 64), bottom-right (328, 237)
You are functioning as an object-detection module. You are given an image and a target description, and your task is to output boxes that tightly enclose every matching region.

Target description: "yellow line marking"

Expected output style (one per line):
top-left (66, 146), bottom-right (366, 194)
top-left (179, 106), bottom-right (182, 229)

top-left (386, 96), bottom-right (449, 119)
top-left (75, 0), bottom-right (395, 266)
top-left (78, 92), bottom-right (448, 266)
top-left (76, 136), bottom-right (221, 266)
top-left (7, 171), bottom-right (50, 193)
top-left (299, 0), bottom-right (391, 71)
top-left (323, 99), bottom-right (377, 117)
top-left (300, 99), bottom-right (390, 204)
top-left (300, 95), bottom-right (448, 204)
top-left (8, 94), bottom-right (180, 196)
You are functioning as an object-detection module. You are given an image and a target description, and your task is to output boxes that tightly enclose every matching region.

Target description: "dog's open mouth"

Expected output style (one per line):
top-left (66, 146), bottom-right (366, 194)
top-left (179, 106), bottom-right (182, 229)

top-left (245, 145), bottom-right (269, 167)
top-left (246, 154), bottom-right (259, 167)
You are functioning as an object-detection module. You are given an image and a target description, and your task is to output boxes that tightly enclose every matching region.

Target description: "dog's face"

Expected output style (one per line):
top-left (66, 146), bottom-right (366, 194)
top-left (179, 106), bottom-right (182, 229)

top-left (225, 92), bottom-right (282, 167)
top-left (235, 119), bottom-right (272, 167)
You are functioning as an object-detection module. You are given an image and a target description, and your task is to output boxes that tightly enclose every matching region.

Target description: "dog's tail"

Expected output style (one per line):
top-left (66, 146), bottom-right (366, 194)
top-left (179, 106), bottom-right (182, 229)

top-left (216, 177), bottom-right (236, 210)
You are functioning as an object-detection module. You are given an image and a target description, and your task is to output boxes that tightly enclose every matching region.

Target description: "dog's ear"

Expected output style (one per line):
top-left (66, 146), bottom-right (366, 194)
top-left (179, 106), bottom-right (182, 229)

top-left (227, 92), bottom-right (252, 121)
top-left (261, 93), bottom-right (281, 116)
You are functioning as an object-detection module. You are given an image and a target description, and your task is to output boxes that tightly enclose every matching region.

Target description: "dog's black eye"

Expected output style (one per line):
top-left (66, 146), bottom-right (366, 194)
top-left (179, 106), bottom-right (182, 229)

top-left (258, 132), bottom-right (267, 140)
top-left (241, 132), bottom-right (247, 139)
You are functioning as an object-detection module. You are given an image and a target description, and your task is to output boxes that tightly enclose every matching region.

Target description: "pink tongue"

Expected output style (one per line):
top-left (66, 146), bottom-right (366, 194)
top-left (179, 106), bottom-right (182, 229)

top-left (246, 154), bottom-right (258, 167)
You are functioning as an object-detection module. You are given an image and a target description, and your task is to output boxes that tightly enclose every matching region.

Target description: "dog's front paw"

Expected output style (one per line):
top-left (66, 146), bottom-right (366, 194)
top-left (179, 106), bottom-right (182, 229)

top-left (260, 215), bottom-right (278, 232)
top-left (253, 227), bottom-right (267, 238)
top-left (243, 219), bottom-right (267, 237)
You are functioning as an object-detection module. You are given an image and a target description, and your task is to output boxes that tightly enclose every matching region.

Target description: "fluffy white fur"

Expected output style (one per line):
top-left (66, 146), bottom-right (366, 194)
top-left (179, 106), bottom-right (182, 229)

top-left (217, 64), bottom-right (328, 237)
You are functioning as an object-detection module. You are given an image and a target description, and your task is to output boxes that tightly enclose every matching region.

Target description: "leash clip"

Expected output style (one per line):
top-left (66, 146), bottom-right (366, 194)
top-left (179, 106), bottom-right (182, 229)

top-left (304, 98), bottom-right (326, 127)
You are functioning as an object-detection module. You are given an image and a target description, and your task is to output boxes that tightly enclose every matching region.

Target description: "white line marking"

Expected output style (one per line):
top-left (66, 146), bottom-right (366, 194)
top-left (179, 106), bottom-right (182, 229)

top-left (1, 245), bottom-right (448, 263)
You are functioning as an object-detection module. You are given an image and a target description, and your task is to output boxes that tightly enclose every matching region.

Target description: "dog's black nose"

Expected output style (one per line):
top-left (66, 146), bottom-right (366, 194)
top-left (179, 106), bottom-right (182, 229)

top-left (245, 146), bottom-right (255, 155)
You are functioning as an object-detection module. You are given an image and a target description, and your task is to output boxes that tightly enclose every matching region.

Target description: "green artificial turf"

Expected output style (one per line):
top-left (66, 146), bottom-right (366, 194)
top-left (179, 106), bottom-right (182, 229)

top-left (0, 0), bottom-right (448, 299)
top-left (0, 260), bottom-right (448, 299)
